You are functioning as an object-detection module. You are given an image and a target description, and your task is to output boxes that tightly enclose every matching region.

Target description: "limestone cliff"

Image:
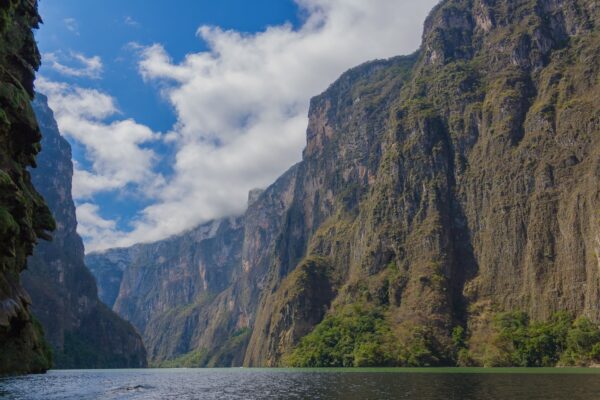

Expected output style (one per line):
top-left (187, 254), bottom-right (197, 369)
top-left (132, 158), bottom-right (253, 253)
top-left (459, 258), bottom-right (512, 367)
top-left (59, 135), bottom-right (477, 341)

top-left (88, 169), bottom-right (298, 366)
top-left (0, 0), bottom-right (54, 375)
top-left (22, 94), bottom-right (147, 368)
top-left (89, 0), bottom-right (600, 367)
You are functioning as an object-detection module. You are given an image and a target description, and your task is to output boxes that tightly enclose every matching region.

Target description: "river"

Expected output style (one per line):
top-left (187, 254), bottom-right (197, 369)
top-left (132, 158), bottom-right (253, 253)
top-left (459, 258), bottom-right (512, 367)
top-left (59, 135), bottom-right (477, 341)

top-left (1, 368), bottom-right (599, 399)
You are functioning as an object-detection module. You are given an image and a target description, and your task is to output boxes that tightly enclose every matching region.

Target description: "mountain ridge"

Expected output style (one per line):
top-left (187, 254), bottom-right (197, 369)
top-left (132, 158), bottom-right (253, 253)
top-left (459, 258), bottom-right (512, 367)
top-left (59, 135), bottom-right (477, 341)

top-left (88, 0), bottom-right (600, 368)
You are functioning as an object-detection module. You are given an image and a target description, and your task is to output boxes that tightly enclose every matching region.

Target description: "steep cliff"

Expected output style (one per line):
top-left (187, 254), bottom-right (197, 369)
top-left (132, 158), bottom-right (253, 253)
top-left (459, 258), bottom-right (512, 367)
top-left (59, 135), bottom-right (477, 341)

top-left (88, 169), bottom-right (298, 366)
top-left (87, 247), bottom-right (138, 308)
top-left (88, 218), bottom-right (244, 365)
top-left (21, 94), bottom-right (147, 369)
top-left (89, 0), bottom-right (600, 367)
top-left (0, 0), bottom-right (54, 375)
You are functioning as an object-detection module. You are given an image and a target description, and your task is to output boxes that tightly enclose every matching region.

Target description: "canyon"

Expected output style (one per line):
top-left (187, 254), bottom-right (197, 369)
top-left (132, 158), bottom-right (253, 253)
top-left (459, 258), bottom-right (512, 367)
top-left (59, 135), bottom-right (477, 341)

top-left (88, 0), bottom-right (600, 367)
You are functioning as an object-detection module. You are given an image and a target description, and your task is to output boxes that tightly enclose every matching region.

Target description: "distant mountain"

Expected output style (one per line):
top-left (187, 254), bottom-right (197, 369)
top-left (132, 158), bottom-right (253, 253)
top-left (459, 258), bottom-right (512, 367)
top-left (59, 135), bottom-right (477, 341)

top-left (88, 171), bottom-right (295, 367)
top-left (88, 217), bottom-right (247, 366)
top-left (0, 0), bottom-right (55, 375)
top-left (21, 94), bottom-right (147, 369)
top-left (89, 0), bottom-right (600, 368)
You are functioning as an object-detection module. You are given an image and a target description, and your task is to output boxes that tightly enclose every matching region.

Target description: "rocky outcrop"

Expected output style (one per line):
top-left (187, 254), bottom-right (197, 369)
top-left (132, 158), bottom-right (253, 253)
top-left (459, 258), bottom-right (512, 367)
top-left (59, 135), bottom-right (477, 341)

top-left (21, 94), bottom-right (147, 369)
top-left (89, 0), bottom-right (600, 367)
top-left (0, 0), bottom-right (54, 375)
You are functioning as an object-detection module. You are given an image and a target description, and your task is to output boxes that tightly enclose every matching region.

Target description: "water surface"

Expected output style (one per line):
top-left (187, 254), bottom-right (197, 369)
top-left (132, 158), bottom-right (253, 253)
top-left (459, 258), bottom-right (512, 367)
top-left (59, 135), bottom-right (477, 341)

top-left (1, 368), bottom-right (599, 400)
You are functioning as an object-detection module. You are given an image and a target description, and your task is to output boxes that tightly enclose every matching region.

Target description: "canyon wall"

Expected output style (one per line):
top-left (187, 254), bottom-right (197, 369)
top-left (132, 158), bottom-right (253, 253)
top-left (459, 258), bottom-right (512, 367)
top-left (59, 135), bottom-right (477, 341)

top-left (22, 95), bottom-right (147, 368)
top-left (89, 0), bottom-right (600, 367)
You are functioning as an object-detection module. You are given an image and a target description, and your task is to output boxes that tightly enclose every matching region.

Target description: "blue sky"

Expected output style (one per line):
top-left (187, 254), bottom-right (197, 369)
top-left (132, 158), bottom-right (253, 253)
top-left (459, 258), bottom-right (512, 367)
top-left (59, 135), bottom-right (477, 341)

top-left (35, 0), bottom-right (437, 252)
top-left (36, 0), bottom-right (300, 235)
top-left (38, 1), bottom-right (301, 132)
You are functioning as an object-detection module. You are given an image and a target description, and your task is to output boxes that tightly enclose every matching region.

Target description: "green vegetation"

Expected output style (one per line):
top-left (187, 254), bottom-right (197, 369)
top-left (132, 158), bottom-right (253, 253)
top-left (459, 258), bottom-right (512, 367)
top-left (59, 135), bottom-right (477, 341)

top-left (284, 304), bottom-right (446, 368)
top-left (32, 317), bottom-right (53, 370)
top-left (55, 330), bottom-right (136, 369)
top-left (55, 332), bottom-right (106, 368)
top-left (285, 308), bottom-right (600, 368)
top-left (473, 312), bottom-right (600, 367)
top-left (205, 327), bottom-right (252, 367)
top-left (158, 328), bottom-right (252, 368)
top-left (0, 0), bottom-right (57, 375)
top-left (159, 349), bottom-right (209, 368)
top-left (47, 303), bottom-right (147, 369)
top-left (284, 305), bottom-right (396, 367)
top-left (0, 316), bottom-right (52, 375)
top-left (561, 317), bottom-right (600, 366)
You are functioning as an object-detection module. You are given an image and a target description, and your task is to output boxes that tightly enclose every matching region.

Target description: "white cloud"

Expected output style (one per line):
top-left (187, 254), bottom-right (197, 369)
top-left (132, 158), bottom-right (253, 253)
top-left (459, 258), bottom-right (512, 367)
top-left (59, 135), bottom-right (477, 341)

top-left (42, 0), bottom-right (438, 252)
top-left (66, 118), bottom-right (160, 198)
top-left (36, 76), bottom-right (162, 201)
top-left (119, 0), bottom-right (438, 247)
top-left (76, 203), bottom-right (129, 248)
top-left (36, 79), bottom-right (115, 119)
top-left (44, 51), bottom-right (104, 79)
top-left (124, 16), bottom-right (140, 27)
top-left (64, 17), bottom-right (79, 35)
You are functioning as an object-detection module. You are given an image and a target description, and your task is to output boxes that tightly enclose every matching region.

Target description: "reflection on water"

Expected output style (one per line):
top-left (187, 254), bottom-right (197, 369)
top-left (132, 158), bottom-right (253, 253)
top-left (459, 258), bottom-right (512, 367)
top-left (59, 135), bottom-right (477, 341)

top-left (1, 368), bottom-right (599, 400)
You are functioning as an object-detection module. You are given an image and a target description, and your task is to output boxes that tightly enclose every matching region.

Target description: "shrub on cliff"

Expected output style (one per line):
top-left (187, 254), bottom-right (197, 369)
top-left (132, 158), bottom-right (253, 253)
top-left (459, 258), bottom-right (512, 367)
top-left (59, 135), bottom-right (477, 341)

top-left (472, 311), bottom-right (600, 367)
top-left (284, 305), bottom-right (398, 367)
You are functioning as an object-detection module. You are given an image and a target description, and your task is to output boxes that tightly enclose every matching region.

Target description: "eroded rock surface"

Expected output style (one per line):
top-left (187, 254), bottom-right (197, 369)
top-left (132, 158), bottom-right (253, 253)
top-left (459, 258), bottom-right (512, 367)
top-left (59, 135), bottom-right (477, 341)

top-left (89, 0), bottom-right (600, 367)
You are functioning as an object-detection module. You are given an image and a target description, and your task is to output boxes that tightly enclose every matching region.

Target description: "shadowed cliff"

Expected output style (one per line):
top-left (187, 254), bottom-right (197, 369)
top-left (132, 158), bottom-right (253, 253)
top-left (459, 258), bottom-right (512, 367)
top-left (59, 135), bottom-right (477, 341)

top-left (22, 94), bottom-right (147, 369)
top-left (0, 0), bottom-right (54, 375)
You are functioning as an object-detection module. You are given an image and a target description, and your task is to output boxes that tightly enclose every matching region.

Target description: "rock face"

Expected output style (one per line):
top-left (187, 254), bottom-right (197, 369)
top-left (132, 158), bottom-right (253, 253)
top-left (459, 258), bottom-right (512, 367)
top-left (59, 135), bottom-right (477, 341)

top-left (88, 168), bottom-right (298, 366)
top-left (89, 0), bottom-right (600, 367)
top-left (0, 0), bottom-right (55, 375)
top-left (91, 218), bottom-right (245, 365)
top-left (21, 94), bottom-right (147, 369)
top-left (86, 247), bottom-right (137, 309)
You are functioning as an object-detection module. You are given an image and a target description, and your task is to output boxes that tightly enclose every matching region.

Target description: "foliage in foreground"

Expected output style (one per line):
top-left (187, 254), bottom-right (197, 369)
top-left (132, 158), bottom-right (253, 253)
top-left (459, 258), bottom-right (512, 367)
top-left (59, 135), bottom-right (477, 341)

top-left (284, 304), bottom-right (446, 367)
top-left (466, 312), bottom-right (600, 367)
top-left (285, 306), bottom-right (600, 368)
top-left (284, 305), bottom-right (394, 367)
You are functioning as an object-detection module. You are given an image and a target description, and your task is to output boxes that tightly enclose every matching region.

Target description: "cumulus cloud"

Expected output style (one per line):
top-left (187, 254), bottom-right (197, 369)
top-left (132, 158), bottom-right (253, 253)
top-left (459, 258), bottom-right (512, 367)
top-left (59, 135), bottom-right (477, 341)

top-left (120, 0), bottom-right (438, 245)
top-left (36, 76), bottom-right (162, 201)
top-left (44, 51), bottom-right (104, 79)
top-left (76, 203), bottom-right (128, 248)
top-left (44, 0), bottom-right (437, 252)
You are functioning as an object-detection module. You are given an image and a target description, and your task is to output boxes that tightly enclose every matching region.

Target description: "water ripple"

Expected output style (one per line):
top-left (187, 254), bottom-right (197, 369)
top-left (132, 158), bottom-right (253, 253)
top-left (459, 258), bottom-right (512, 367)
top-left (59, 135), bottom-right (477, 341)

top-left (1, 368), bottom-right (599, 400)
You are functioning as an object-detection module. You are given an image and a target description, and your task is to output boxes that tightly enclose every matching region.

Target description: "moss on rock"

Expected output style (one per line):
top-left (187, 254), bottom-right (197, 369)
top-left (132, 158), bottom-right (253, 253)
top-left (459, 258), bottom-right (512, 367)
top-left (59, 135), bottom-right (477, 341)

top-left (0, 0), bottom-right (55, 375)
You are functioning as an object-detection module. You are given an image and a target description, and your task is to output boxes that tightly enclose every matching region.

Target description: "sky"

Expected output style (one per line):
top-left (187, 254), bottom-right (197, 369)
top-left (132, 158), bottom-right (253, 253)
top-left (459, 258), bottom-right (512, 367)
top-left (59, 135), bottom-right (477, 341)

top-left (35, 0), bottom-right (438, 253)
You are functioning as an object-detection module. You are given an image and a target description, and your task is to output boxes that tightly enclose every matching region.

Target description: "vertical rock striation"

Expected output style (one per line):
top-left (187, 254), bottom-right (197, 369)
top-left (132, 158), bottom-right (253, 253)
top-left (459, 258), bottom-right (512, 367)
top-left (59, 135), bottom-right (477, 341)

top-left (89, 0), bottom-right (600, 367)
